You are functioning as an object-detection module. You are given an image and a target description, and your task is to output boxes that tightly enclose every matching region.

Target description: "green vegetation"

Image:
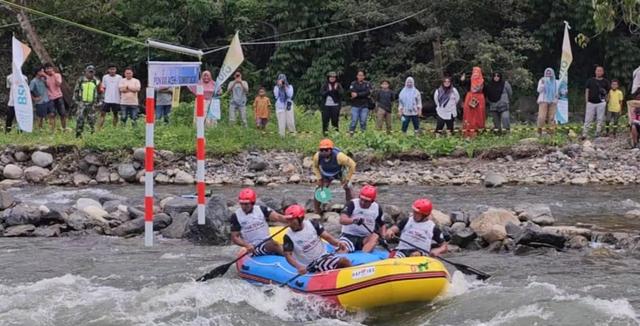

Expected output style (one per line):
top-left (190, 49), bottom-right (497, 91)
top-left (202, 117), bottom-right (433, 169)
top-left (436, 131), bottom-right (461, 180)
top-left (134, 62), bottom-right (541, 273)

top-left (0, 102), bottom-right (571, 158)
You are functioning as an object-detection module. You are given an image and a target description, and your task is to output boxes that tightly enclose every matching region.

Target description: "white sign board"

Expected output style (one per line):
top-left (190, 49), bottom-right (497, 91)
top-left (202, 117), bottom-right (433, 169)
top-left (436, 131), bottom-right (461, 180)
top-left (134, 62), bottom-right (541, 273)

top-left (148, 61), bottom-right (201, 87)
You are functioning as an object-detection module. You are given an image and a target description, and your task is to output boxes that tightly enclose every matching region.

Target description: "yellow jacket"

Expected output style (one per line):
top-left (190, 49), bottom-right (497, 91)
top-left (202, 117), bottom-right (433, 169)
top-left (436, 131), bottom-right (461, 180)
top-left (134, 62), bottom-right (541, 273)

top-left (312, 151), bottom-right (356, 182)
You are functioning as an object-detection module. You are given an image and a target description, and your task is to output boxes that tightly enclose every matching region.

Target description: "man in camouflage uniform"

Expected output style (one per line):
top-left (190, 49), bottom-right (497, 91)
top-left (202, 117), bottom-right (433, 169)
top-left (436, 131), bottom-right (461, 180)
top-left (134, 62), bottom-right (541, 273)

top-left (73, 65), bottom-right (101, 138)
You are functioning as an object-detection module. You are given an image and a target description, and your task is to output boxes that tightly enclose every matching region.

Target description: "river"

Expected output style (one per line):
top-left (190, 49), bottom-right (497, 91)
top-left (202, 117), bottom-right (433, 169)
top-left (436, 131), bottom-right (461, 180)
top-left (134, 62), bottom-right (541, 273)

top-left (1, 184), bottom-right (639, 325)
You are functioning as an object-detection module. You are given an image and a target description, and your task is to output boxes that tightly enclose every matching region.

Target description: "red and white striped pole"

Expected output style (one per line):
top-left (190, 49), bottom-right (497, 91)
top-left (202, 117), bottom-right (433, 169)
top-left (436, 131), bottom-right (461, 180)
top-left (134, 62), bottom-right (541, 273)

top-left (144, 87), bottom-right (155, 246)
top-left (196, 85), bottom-right (206, 224)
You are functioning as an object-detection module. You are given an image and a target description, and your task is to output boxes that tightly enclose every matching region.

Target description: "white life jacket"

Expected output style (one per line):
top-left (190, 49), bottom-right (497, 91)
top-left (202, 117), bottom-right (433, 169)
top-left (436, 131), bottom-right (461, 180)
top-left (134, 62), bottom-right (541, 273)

top-left (341, 199), bottom-right (380, 237)
top-left (286, 220), bottom-right (327, 266)
top-left (236, 206), bottom-right (269, 246)
top-left (396, 216), bottom-right (436, 254)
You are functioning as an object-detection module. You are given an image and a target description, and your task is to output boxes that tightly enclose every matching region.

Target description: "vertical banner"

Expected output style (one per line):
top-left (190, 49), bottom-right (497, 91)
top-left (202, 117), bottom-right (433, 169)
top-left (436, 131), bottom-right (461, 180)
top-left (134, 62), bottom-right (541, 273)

top-left (556, 21), bottom-right (572, 124)
top-left (11, 37), bottom-right (33, 132)
top-left (213, 32), bottom-right (245, 95)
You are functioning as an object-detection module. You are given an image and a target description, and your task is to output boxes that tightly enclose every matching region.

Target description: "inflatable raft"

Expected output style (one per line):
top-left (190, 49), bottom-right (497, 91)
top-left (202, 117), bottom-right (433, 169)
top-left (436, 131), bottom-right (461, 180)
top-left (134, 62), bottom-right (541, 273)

top-left (235, 227), bottom-right (450, 309)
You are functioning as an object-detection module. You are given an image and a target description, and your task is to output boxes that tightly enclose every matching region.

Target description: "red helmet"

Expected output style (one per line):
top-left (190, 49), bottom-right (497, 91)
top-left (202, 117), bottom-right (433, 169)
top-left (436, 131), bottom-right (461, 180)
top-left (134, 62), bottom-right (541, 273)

top-left (284, 204), bottom-right (306, 219)
top-left (412, 198), bottom-right (433, 215)
top-left (359, 185), bottom-right (377, 201)
top-left (238, 188), bottom-right (256, 204)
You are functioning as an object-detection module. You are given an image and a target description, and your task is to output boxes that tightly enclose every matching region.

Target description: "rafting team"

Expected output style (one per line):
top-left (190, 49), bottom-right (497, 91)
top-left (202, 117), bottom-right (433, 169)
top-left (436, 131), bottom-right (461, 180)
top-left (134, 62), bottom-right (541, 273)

top-left (228, 138), bottom-right (448, 275)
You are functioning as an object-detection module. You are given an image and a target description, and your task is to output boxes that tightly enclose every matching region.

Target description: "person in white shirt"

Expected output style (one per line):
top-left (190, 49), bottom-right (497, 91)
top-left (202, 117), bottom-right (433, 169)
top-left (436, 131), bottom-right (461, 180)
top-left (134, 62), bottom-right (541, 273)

top-left (98, 64), bottom-right (122, 130)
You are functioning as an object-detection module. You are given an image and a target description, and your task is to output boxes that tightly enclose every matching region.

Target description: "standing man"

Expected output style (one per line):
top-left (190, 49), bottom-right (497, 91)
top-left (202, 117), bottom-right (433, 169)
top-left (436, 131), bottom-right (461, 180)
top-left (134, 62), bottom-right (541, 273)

top-left (228, 71), bottom-right (249, 127)
top-left (311, 138), bottom-right (356, 214)
top-left (30, 67), bottom-right (54, 132)
top-left (582, 66), bottom-right (610, 139)
top-left (98, 64), bottom-right (122, 130)
top-left (118, 67), bottom-right (141, 127)
top-left (73, 65), bottom-right (101, 138)
top-left (155, 87), bottom-right (173, 124)
top-left (5, 72), bottom-right (28, 133)
top-left (43, 63), bottom-right (67, 132)
top-left (338, 185), bottom-right (385, 253)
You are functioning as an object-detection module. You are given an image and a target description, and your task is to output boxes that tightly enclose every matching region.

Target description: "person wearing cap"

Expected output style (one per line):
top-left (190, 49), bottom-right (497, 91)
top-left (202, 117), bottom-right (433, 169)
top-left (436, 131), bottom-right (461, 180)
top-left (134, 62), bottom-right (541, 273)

top-left (73, 64), bottom-right (101, 138)
top-left (320, 71), bottom-right (343, 135)
top-left (311, 138), bottom-right (356, 213)
top-left (283, 204), bottom-right (351, 275)
top-left (98, 64), bottom-right (122, 130)
top-left (384, 198), bottom-right (448, 258)
top-left (229, 188), bottom-right (289, 256)
top-left (338, 185), bottom-right (385, 253)
top-left (30, 66), bottom-right (55, 132)
top-left (118, 66), bottom-right (141, 127)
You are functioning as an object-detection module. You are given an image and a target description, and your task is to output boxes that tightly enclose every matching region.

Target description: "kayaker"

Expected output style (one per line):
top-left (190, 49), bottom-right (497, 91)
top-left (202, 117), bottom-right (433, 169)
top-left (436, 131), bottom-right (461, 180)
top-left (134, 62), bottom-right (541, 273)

top-left (229, 188), bottom-right (289, 256)
top-left (338, 184), bottom-right (385, 253)
top-left (282, 204), bottom-right (351, 275)
top-left (312, 138), bottom-right (356, 213)
top-left (384, 198), bottom-right (449, 258)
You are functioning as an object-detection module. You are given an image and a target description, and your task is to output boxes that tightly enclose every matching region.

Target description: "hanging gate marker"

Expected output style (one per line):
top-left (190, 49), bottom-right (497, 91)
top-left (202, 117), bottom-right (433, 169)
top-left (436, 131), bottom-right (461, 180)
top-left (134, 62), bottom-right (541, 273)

top-left (144, 87), bottom-right (155, 246)
top-left (196, 86), bottom-right (206, 224)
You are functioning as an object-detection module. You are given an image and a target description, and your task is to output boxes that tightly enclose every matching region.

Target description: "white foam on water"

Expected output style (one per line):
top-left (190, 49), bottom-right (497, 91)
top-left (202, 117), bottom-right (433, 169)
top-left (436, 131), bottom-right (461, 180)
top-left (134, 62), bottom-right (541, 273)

top-left (20, 188), bottom-right (115, 205)
top-left (469, 304), bottom-right (553, 326)
top-left (0, 274), bottom-right (365, 325)
top-left (552, 294), bottom-right (640, 323)
top-left (441, 271), bottom-right (497, 299)
top-left (159, 253), bottom-right (185, 260)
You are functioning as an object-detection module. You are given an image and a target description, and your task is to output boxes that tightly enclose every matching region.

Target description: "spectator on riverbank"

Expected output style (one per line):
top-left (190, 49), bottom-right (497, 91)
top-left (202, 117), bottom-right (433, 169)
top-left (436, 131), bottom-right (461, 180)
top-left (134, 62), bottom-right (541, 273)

top-left (188, 70), bottom-right (219, 127)
top-left (398, 77), bottom-right (422, 135)
top-left (98, 64), bottom-right (121, 130)
top-left (536, 68), bottom-right (559, 137)
top-left (43, 63), bottom-right (67, 132)
top-left (253, 87), bottom-right (271, 131)
top-left (156, 87), bottom-right (173, 124)
top-left (434, 77), bottom-right (460, 135)
top-left (30, 66), bottom-right (54, 132)
top-left (5, 73), bottom-right (27, 133)
top-left (373, 80), bottom-right (395, 134)
top-left (274, 73), bottom-right (296, 137)
top-left (73, 65), bottom-right (101, 138)
top-left (228, 71), bottom-right (249, 127)
top-left (629, 65), bottom-right (640, 148)
top-left (461, 67), bottom-right (486, 138)
top-left (320, 71), bottom-right (343, 135)
top-left (582, 65), bottom-right (610, 139)
top-left (605, 79), bottom-right (623, 135)
top-left (485, 72), bottom-right (512, 133)
top-left (348, 70), bottom-right (373, 135)
top-left (118, 67), bottom-right (141, 127)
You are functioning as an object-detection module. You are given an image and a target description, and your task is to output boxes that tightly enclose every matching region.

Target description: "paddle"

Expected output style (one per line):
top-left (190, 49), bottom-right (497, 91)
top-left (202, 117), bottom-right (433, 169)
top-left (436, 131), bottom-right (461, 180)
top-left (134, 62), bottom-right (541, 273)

top-left (264, 259), bottom-right (319, 295)
top-left (196, 226), bottom-right (288, 282)
top-left (360, 223), bottom-right (491, 281)
top-left (314, 187), bottom-right (333, 203)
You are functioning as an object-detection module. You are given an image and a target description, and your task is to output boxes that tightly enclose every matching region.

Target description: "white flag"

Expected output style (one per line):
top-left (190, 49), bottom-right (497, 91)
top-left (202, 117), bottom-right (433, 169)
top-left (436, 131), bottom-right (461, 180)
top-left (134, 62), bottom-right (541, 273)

top-left (213, 32), bottom-right (244, 95)
top-left (556, 21), bottom-right (572, 124)
top-left (11, 36), bottom-right (33, 132)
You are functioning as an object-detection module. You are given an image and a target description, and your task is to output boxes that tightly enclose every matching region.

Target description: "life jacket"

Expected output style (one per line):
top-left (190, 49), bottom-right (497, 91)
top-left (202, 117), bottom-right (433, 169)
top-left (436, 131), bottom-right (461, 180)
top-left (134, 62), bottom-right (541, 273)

top-left (235, 206), bottom-right (269, 246)
top-left (286, 220), bottom-right (327, 266)
top-left (341, 199), bottom-right (380, 237)
top-left (396, 216), bottom-right (436, 254)
top-left (78, 77), bottom-right (99, 103)
top-left (318, 148), bottom-right (342, 178)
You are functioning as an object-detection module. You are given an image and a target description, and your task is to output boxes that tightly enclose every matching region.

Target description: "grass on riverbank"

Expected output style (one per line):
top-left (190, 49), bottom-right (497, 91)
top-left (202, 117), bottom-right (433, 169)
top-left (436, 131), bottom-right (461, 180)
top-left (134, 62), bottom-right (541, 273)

top-left (0, 102), bottom-right (572, 157)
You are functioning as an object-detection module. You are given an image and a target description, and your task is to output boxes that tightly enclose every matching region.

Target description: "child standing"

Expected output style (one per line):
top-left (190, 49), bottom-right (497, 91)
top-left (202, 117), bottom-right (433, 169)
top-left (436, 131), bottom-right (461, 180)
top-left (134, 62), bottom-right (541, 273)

top-left (253, 87), bottom-right (271, 130)
top-left (606, 79), bottom-right (624, 135)
top-left (374, 80), bottom-right (395, 134)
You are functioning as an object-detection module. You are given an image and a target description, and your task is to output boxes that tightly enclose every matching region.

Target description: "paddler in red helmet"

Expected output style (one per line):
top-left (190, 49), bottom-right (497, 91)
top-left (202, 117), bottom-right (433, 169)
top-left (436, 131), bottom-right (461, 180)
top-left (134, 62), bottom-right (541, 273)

top-left (338, 184), bottom-right (386, 253)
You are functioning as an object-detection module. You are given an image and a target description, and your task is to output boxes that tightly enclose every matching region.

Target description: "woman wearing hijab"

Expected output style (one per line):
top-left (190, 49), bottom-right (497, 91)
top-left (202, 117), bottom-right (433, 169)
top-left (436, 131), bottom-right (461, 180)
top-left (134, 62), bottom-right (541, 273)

top-left (536, 68), bottom-right (559, 136)
top-left (485, 72), bottom-right (513, 133)
top-left (434, 76), bottom-right (460, 134)
top-left (274, 73), bottom-right (296, 137)
top-left (398, 77), bottom-right (422, 135)
top-left (320, 71), bottom-right (343, 135)
top-left (188, 70), bottom-right (219, 127)
top-left (461, 67), bottom-right (486, 138)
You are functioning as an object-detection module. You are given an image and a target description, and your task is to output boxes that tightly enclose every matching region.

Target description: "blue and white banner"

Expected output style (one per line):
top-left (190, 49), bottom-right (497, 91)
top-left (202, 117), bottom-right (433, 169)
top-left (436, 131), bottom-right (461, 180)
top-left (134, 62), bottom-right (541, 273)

top-left (11, 36), bottom-right (33, 132)
top-left (556, 21), bottom-right (572, 124)
top-left (148, 61), bottom-right (201, 87)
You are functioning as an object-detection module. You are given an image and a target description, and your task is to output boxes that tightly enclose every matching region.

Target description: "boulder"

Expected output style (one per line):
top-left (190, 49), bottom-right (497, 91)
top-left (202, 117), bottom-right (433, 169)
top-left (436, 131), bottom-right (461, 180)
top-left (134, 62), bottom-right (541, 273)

top-left (450, 211), bottom-right (467, 225)
top-left (73, 173), bottom-right (92, 186)
top-left (102, 200), bottom-right (121, 213)
top-left (484, 172), bottom-right (506, 188)
top-left (84, 154), bottom-right (103, 166)
top-left (161, 212), bottom-right (190, 238)
top-left (40, 209), bottom-right (66, 225)
top-left (431, 209), bottom-right (452, 227)
top-left (514, 245), bottom-right (557, 256)
top-left (24, 166), bottom-right (50, 183)
top-left (505, 222), bottom-right (523, 238)
top-left (483, 225), bottom-right (507, 243)
top-left (532, 215), bottom-right (555, 226)
top-left (65, 212), bottom-right (91, 231)
top-left (624, 210), bottom-right (640, 218)
top-left (117, 163), bottom-right (137, 182)
top-left (184, 194), bottom-right (230, 245)
top-left (13, 151), bottom-right (28, 162)
top-left (469, 208), bottom-right (519, 241)
top-left (133, 148), bottom-right (146, 162)
top-left (31, 151), bottom-right (53, 168)
top-left (384, 204), bottom-right (404, 220)
top-left (289, 174), bottom-right (301, 183)
top-left (155, 173), bottom-right (170, 184)
top-left (163, 197), bottom-right (197, 216)
top-left (449, 227), bottom-right (477, 248)
top-left (514, 223), bottom-right (566, 249)
top-left (567, 235), bottom-right (588, 249)
top-left (2, 204), bottom-right (42, 226)
top-left (322, 212), bottom-right (341, 236)
top-left (153, 213), bottom-right (172, 230)
top-left (174, 170), bottom-right (195, 184)
top-left (570, 177), bottom-right (588, 185)
top-left (0, 190), bottom-right (16, 210)
top-left (96, 167), bottom-right (111, 183)
top-left (111, 217), bottom-right (145, 236)
top-left (542, 226), bottom-right (592, 240)
top-left (302, 156), bottom-right (313, 169)
top-left (33, 224), bottom-right (62, 237)
top-left (127, 206), bottom-right (145, 220)
top-left (76, 198), bottom-right (102, 210)
top-left (110, 172), bottom-right (120, 183)
top-left (281, 163), bottom-right (297, 175)
top-left (82, 206), bottom-right (109, 220)
top-left (514, 203), bottom-right (554, 224)
top-left (3, 164), bottom-right (23, 179)
top-left (450, 222), bottom-right (466, 233)
top-left (3, 224), bottom-right (36, 237)
top-left (248, 157), bottom-right (268, 172)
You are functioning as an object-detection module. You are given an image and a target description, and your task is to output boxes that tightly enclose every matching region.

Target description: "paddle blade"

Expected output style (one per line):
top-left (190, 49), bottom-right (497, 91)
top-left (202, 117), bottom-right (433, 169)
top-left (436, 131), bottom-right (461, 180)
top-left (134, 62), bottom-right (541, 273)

top-left (452, 262), bottom-right (491, 281)
top-left (314, 187), bottom-right (332, 203)
top-left (196, 262), bottom-right (232, 282)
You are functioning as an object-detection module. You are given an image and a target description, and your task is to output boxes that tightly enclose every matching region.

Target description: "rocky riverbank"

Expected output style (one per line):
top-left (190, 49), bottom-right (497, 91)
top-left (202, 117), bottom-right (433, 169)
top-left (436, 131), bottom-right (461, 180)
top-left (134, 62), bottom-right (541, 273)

top-left (0, 137), bottom-right (639, 190)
